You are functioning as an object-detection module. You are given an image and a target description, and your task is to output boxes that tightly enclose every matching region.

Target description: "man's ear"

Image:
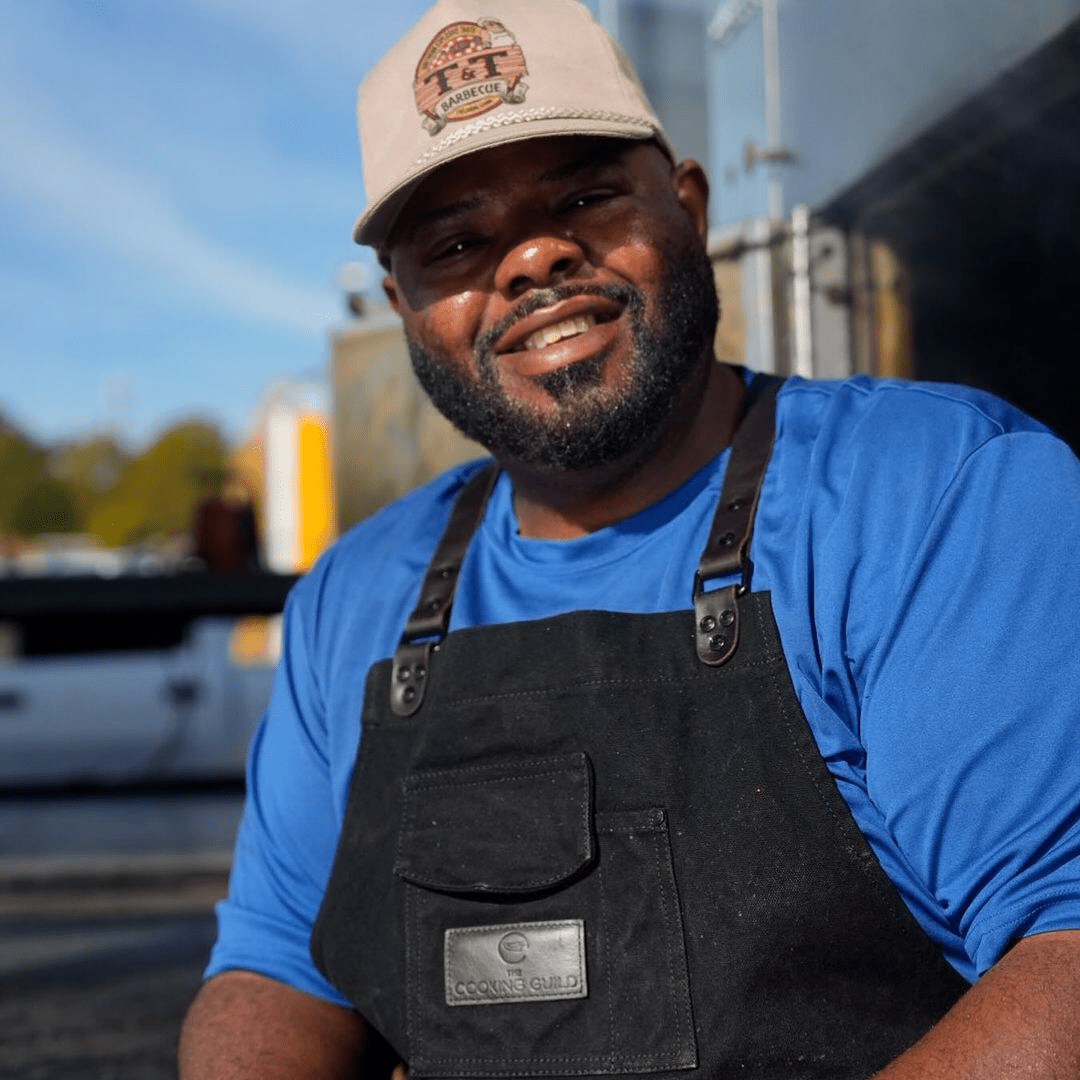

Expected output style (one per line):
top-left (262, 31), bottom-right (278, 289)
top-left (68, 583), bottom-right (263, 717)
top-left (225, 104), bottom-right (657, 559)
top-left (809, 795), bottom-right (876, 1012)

top-left (382, 274), bottom-right (402, 315)
top-left (672, 160), bottom-right (710, 242)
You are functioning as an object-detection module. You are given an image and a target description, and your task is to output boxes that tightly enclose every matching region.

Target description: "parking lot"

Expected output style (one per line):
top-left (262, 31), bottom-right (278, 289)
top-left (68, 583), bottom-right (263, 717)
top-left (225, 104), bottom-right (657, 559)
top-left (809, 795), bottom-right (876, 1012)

top-left (0, 793), bottom-right (239, 1078)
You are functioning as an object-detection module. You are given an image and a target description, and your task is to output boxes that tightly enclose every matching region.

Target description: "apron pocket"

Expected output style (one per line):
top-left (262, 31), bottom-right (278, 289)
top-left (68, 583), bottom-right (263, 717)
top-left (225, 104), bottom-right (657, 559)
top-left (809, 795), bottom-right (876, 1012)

top-left (396, 752), bottom-right (595, 894)
top-left (396, 755), bottom-right (696, 1077)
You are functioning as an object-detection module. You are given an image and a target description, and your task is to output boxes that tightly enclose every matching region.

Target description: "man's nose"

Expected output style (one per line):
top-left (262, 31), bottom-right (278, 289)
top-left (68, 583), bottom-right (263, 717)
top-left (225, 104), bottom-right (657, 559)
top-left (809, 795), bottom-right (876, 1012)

top-left (494, 234), bottom-right (585, 297)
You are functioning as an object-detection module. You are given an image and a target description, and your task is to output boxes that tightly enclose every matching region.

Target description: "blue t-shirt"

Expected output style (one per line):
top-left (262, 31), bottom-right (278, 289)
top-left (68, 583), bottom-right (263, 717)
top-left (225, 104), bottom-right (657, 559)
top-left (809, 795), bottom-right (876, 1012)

top-left (208, 374), bottom-right (1080, 1003)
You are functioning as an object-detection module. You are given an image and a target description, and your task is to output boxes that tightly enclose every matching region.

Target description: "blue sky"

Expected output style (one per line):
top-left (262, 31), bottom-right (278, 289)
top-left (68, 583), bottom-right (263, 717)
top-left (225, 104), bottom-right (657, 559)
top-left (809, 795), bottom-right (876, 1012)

top-left (5, 1), bottom-right (1074, 450)
top-left (1, 0), bottom-right (436, 448)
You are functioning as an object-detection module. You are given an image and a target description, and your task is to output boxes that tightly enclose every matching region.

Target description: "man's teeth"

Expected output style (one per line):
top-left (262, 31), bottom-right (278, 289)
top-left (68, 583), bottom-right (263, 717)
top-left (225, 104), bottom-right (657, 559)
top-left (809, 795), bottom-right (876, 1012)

top-left (524, 314), bottom-right (596, 351)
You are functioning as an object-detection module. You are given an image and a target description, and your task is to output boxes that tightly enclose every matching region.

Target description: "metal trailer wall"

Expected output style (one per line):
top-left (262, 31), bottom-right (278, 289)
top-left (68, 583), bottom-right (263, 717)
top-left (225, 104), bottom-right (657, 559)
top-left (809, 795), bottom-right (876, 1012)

top-left (697, 0), bottom-right (1080, 450)
top-left (707, 0), bottom-right (1080, 224)
top-left (821, 17), bottom-right (1080, 452)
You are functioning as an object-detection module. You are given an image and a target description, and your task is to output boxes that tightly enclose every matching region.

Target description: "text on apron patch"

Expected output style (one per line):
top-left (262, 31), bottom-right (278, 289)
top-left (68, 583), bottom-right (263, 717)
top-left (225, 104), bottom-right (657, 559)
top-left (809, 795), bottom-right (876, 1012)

top-left (444, 919), bottom-right (587, 1006)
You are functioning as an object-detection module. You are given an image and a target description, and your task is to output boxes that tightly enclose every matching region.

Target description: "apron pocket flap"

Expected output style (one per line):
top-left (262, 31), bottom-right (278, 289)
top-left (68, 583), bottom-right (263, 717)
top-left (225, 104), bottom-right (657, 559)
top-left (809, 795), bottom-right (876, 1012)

top-left (395, 752), bottom-right (594, 895)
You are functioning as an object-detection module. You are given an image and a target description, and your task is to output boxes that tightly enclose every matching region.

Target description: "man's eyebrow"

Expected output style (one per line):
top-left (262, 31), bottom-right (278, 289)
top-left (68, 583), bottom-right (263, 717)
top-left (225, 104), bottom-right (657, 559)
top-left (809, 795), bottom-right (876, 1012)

top-left (408, 193), bottom-right (486, 231)
top-left (536, 147), bottom-right (626, 185)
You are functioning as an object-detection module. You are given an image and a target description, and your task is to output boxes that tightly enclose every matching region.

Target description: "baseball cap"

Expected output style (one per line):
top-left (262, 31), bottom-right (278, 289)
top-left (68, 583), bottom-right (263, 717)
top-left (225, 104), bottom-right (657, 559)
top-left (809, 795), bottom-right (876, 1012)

top-left (353, 0), bottom-right (673, 247)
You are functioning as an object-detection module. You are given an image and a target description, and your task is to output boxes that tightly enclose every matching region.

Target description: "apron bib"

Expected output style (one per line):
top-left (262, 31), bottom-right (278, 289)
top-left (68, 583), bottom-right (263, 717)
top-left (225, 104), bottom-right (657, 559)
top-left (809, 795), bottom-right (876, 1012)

top-left (312, 376), bottom-right (967, 1078)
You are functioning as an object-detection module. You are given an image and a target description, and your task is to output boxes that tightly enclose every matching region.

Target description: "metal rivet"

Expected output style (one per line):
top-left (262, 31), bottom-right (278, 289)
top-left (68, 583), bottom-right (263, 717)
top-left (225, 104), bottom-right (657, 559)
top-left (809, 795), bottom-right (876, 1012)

top-left (699, 615), bottom-right (717, 633)
top-left (720, 609), bottom-right (735, 627)
top-left (402, 686), bottom-right (417, 703)
top-left (709, 634), bottom-right (728, 652)
top-left (719, 531), bottom-right (736, 547)
top-left (414, 664), bottom-right (426, 680)
top-left (427, 599), bottom-right (442, 612)
top-left (396, 666), bottom-right (411, 682)
top-left (728, 498), bottom-right (745, 511)
top-left (438, 566), bottom-right (454, 579)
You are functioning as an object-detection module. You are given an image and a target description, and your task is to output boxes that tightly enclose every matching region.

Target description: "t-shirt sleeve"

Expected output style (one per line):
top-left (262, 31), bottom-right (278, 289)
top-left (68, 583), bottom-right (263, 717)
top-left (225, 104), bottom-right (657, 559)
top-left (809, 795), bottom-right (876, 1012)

top-left (204, 579), bottom-right (351, 1004)
top-left (859, 429), bottom-right (1080, 975)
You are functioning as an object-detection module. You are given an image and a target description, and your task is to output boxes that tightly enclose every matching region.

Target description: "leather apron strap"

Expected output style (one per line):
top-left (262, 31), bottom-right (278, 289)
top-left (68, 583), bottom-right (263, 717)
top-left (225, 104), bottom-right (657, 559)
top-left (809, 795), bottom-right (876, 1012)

top-left (390, 463), bottom-right (499, 717)
top-left (390, 371), bottom-right (784, 715)
top-left (694, 373), bottom-right (783, 665)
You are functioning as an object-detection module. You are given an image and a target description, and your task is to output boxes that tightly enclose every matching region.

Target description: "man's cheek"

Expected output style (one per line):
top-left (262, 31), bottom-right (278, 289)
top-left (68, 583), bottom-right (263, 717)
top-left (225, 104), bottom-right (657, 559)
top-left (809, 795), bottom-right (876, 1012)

top-left (604, 241), bottom-right (666, 290)
top-left (420, 294), bottom-right (486, 354)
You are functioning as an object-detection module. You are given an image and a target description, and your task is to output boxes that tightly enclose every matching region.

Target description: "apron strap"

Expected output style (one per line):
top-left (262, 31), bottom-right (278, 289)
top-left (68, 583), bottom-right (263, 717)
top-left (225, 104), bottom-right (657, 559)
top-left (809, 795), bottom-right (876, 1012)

top-left (390, 370), bottom-right (785, 712)
top-left (694, 373), bottom-right (785, 666)
top-left (390, 462), bottom-right (499, 717)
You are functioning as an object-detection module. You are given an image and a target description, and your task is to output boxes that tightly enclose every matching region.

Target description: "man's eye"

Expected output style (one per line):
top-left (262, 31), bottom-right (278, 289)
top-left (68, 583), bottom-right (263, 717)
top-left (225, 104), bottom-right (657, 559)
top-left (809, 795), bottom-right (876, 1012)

top-left (564, 190), bottom-right (615, 212)
top-left (430, 237), bottom-right (478, 262)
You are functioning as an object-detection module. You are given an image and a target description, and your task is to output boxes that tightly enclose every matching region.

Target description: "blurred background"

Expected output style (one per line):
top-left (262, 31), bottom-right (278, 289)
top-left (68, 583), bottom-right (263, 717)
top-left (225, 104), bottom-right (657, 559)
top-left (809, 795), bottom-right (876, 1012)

top-left (2, 0), bottom-right (1079, 1075)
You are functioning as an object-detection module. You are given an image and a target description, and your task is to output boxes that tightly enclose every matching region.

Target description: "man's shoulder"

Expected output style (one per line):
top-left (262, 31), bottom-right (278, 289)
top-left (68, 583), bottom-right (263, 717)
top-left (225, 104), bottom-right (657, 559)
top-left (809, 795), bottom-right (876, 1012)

top-left (773, 373), bottom-right (1052, 477)
top-left (777, 373), bottom-right (1049, 440)
top-left (760, 373), bottom-right (1065, 554)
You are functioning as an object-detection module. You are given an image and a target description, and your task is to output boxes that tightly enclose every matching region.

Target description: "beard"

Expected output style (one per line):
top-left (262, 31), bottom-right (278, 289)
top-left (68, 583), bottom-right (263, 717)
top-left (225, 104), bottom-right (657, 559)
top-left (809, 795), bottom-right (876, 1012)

top-left (406, 241), bottom-right (719, 471)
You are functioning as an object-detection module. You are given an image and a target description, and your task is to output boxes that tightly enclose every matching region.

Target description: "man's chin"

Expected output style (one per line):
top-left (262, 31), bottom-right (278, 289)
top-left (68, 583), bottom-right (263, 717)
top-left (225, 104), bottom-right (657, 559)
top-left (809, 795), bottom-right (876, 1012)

top-left (532, 353), bottom-right (606, 400)
top-left (406, 240), bottom-right (719, 472)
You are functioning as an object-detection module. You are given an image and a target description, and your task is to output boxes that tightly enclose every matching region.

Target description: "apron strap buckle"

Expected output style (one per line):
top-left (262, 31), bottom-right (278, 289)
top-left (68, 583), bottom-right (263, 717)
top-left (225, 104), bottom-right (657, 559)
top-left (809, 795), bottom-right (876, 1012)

top-left (693, 580), bottom-right (741, 666)
top-left (391, 639), bottom-right (436, 717)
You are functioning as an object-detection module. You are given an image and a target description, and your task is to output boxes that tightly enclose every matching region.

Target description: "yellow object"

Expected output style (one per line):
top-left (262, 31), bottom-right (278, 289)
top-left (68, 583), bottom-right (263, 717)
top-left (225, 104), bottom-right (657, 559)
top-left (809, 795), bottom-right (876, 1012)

top-left (229, 615), bottom-right (282, 667)
top-left (296, 415), bottom-right (335, 571)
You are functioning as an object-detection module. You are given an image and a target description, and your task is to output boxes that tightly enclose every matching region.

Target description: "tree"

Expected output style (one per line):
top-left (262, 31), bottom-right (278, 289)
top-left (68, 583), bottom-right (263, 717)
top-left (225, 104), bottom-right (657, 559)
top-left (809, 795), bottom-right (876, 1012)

top-left (86, 420), bottom-right (230, 546)
top-left (0, 417), bottom-right (85, 537)
top-left (8, 476), bottom-right (82, 536)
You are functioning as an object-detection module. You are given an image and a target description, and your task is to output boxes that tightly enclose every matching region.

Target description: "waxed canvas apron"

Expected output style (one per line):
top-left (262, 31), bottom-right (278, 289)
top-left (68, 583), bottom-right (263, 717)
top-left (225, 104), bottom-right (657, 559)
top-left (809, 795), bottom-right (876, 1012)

top-left (311, 376), bottom-right (967, 1079)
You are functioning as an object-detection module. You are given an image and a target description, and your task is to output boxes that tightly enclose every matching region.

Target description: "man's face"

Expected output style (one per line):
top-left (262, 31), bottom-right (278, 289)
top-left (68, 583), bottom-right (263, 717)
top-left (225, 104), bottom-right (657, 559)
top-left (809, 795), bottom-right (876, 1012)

top-left (382, 136), bottom-right (717, 471)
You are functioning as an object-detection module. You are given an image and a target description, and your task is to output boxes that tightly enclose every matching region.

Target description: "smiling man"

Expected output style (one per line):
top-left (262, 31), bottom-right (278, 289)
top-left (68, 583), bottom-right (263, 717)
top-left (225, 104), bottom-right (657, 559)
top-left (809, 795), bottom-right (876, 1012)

top-left (180, 3), bottom-right (1080, 1079)
top-left (384, 134), bottom-right (739, 537)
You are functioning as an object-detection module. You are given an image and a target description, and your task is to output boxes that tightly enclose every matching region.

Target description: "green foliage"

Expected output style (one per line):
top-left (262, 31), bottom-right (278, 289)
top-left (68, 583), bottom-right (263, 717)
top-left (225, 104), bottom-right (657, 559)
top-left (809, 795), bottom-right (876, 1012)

top-left (0, 419), bottom-right (84, 537)
top-left (0, 416), bottom-right (230, 545)
top-left (51, 435), bottom-right (127, 497)
top-left (92, 421), bottom-right (229, 545)
top-left (9, 476), bottom-right (82, 535)
top-left (83, 499), bottom-right (149, 548)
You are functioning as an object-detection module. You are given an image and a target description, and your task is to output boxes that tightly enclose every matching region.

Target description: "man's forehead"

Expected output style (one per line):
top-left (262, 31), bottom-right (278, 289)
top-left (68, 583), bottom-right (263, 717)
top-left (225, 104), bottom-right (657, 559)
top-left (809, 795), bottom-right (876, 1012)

top-left (390, 135), bottom-right (650, 234)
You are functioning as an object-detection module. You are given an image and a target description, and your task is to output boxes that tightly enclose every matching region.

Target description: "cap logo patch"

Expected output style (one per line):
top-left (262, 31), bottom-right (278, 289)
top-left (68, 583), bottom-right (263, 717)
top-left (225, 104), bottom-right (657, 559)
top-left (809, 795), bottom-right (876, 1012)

top-left (414, 18), bottom-right (528, 136)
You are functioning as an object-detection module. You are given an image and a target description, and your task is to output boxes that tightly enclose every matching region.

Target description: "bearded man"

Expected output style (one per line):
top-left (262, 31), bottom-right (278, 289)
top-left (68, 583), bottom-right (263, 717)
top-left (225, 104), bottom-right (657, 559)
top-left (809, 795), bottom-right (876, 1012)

top-left (181, 2), bottom-right (1080, 1078)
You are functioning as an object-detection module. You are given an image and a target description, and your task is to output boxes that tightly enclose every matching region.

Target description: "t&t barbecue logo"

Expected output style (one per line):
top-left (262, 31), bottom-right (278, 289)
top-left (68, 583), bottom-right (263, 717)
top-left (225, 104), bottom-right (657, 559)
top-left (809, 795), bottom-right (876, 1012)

top-left (414, 17), bottom-right (529, 136)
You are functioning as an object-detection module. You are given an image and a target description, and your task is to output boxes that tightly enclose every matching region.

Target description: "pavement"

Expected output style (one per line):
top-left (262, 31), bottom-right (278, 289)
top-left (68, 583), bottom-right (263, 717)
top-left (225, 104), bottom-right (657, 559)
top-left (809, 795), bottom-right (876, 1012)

top-left (0, 792), bottom-right (242, 1079)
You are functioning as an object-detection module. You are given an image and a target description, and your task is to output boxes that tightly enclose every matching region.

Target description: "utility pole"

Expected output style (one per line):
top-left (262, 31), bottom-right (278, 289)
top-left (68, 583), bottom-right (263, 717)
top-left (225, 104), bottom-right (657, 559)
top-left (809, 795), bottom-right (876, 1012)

top-left (709, 0), bottom-right (792, 219)
top-left (761, 0), bottom-right (783, 219)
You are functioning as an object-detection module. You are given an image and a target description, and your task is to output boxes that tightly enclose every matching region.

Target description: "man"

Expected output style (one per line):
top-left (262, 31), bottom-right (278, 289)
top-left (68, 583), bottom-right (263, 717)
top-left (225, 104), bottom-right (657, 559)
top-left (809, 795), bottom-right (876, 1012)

top-left (180, 2), bottom-right (1080, 1077)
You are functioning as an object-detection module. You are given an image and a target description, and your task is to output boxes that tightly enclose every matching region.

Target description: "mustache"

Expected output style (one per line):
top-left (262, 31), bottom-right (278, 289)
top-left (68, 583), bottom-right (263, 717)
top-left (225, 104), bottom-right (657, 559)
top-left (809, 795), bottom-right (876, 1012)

top-left (473, 282), bottom-right (643, 365)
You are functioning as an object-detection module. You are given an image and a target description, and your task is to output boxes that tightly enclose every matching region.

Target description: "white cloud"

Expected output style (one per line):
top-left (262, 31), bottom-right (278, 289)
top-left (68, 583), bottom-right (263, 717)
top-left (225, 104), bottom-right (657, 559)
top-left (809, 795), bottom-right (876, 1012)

top-left (0, 98), bottom-right (339, 335)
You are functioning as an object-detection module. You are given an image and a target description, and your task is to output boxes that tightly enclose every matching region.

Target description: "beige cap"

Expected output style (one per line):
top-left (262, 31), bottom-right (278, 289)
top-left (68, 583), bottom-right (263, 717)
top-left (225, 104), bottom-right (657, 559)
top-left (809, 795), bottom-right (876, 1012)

top-left (353, 0), bottom-right (672, 246)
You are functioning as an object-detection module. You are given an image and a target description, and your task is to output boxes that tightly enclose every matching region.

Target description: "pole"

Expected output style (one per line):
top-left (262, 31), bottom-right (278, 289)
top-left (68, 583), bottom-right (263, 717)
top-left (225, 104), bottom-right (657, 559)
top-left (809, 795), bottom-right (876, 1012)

top-left (791, 204), bottom-right (814, 378)
top-left (761, 0), bottom-right (783, 219)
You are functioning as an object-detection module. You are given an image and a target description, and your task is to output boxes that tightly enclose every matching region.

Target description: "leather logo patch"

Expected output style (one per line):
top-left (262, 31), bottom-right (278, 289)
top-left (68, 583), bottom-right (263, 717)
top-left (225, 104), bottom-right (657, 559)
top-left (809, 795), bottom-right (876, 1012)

top-left (414, 18), bottom-right (529, 136)
top-left (444, 920), bottom-right (587, 1006)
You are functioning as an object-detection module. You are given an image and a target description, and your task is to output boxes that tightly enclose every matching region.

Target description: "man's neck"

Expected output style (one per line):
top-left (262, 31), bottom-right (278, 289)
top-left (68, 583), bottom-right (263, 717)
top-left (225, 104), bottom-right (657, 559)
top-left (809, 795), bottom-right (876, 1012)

top-left (505, 361), bottom-right (745, 539)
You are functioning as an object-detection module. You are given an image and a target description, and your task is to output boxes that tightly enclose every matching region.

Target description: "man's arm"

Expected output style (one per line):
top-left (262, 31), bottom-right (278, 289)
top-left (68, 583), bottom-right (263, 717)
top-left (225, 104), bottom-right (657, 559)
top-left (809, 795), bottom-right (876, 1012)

top-left (873, 930), bottom-right (1080, 1079)
top-left (178, 970), bottom-right (371, 1080)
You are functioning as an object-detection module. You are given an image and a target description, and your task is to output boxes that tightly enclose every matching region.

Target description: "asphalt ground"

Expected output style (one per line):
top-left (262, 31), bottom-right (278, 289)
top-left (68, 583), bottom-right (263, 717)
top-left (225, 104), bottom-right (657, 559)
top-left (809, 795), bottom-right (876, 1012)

top-left (0, 911), bottom-right (216, 1079)
top-left (0, 794), bottom-right (240, 1079)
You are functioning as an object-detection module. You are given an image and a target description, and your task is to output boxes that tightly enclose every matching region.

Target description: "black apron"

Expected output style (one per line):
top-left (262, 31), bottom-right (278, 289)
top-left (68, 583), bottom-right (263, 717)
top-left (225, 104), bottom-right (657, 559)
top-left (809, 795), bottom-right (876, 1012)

top-left (311, 375), bottom-right (967, 1079)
